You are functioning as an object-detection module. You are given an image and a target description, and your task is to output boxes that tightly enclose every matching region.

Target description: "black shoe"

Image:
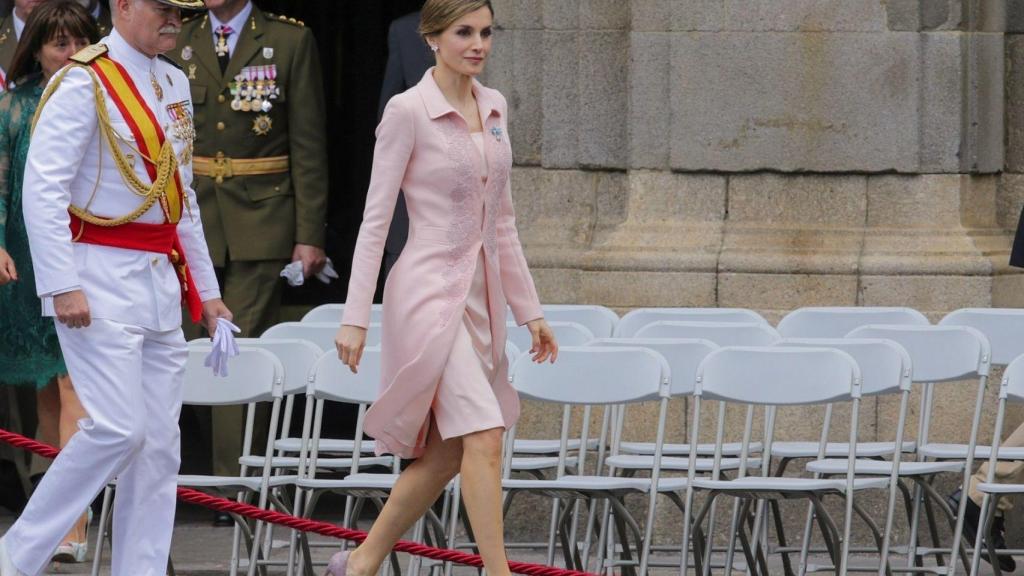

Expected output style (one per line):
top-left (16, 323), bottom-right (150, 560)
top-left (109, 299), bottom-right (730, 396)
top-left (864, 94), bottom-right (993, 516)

top-left (948, 488), bottom-right (1017, 572)
top-left (212, 511), bottom-right (234, 527)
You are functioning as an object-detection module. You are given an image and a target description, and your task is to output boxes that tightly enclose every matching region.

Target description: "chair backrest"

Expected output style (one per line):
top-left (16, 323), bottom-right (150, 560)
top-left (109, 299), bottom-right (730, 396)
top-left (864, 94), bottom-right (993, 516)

top-left (232, 338), bottom-right (322, 396)
top-left (262, 321), bottom-right (383, 351)
top-left (589, 337), bottom-right (718, 396)
top-left (309, 347), bottom-right (382, 405)
top-left (1004, 353), bottom-right (1024, 404)
top-left (512, 346), bottom-right (670, 405)
top-left (505, 320), bottom-right (594, 353)
top-left (939, 308), bottom-right (1024, 366)
top-left (301, 303), bottom-right (384, 324)
top-left (696, 346), bottom-right (861, 406)
top-left (505, 340), bottom-right (521, 362)
top-left (777, 306), bottom-right (929, 338)
top-left (615, 307), bottom-right (767, 338)
top-left (635, 320), bottom-right (780, 347)
top-left (183, 344), bottom-right (283, 405)
top-left (846, 324), bottom-right (990, 382)
top-left (778, 337), bottom-right (912, 396)
top-left (534, 304), bottom-right (619, 338)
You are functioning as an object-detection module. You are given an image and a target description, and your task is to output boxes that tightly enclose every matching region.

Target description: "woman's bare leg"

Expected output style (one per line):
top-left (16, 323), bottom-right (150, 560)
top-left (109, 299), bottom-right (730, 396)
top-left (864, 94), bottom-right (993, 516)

top-left (459, 427), bottom-right (511, 576)
top-left (347, 422), bottom-right (463, 575)
top-left (35, 379), bottom-right (60, 454)
top-left (57, 374), bottom-right (89, 542)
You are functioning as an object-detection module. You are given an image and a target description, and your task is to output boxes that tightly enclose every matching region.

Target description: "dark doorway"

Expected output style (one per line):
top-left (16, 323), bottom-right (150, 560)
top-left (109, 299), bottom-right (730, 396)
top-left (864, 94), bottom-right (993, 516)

top-left (254, 0), bottom-right (424, 307)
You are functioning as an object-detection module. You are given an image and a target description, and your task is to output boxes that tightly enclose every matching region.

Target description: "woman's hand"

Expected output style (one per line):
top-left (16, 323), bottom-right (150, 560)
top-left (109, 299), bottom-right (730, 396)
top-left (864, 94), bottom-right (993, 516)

top-left (336, 324), bottom-right (368, 373)
top-left (0, 248), bottom-right (16, 285)
top-left (526, 318), bottom-right (558, 364)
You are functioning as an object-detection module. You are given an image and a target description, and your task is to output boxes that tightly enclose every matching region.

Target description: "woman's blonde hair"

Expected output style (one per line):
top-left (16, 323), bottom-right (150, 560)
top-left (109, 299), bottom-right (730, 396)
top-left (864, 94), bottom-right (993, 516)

top-left (418, 0), bottom-right (494, 41)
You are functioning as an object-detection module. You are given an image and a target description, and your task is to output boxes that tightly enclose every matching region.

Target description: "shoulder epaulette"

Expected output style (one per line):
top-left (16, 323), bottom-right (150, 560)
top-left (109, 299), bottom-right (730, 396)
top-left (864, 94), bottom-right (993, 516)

top-left (266, 12), bottom-right (304, 27)
top-left (182, 12), bottom-right (200, 23)
top-left (70, 43), bottom-right (107, 65)
top-left (158, 54), bottom-right (182, 71)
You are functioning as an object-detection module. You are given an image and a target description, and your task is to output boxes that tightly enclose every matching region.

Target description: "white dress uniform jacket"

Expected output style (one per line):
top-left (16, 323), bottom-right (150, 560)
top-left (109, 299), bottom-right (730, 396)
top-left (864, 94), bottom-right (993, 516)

top-left (24, 31), bottom-right (219, 330)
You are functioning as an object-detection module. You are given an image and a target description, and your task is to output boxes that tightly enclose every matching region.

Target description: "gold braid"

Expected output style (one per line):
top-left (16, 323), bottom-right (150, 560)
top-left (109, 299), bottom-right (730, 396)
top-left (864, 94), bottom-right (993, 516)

top-left (33, 63), bottom-right (179, 227)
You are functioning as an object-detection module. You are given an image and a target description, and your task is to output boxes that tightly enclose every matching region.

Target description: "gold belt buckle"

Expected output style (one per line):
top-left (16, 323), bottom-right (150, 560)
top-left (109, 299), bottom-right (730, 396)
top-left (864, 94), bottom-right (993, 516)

top-left (212, 152), bottom-right (234, 184)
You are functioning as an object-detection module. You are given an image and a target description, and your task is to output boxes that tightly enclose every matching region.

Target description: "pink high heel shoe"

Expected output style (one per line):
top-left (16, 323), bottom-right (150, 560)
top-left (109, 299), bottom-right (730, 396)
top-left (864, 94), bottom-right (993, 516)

top-left (324, 550), bottom-right (350, 576)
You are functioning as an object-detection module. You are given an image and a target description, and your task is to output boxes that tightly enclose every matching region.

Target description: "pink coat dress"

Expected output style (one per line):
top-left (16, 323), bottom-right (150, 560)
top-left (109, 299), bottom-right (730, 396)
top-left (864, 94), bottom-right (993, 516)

top-left (342, 68), bottom-right (543, 458)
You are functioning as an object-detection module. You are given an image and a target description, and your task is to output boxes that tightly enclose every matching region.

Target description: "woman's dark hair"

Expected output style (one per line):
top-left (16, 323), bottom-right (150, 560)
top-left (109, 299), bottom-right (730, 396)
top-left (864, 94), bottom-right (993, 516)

top-left (8, 0), bottom-right (99, 87)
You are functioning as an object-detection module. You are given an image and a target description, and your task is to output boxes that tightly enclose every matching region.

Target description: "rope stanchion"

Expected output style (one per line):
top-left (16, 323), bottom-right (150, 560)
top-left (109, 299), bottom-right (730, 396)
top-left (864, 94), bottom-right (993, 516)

top-left (0, 428), bottom-right (597, 576)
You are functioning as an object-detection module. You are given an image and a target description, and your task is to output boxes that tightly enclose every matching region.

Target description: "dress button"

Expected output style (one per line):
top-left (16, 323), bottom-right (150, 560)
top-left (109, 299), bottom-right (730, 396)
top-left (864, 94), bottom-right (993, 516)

top-left (151, 257), bottom-right (160, 266)
top-left (216, 121), bottom-right (225, 131)
top-left (218, 94), bottom-right (226, 103)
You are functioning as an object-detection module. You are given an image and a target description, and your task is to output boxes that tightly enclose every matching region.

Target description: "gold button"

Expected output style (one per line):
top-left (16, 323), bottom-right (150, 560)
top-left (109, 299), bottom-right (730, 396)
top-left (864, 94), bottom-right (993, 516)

top-left (151, 257), bottom-right (160, 266)
top-left (218, 94), bottom-right (226, 103)
top-left (216, 121), bottom-right (225, 131)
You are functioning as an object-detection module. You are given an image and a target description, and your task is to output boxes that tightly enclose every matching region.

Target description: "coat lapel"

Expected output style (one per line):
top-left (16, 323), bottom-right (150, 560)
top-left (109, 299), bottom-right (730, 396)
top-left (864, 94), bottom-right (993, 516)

top-left (223, 9), bottom-right (265, 88)
top-left (190, 14), bottom-right (221, 84)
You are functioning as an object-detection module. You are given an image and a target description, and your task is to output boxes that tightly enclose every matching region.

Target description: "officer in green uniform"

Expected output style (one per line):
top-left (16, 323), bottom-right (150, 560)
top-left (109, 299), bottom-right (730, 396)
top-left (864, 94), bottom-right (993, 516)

top-left (172, 0), bottom-right (329, 505)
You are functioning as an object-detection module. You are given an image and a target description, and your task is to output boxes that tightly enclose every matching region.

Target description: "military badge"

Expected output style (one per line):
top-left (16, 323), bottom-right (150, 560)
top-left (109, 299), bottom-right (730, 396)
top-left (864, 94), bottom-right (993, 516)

top-left (252, 114), bottom-right (272, 136)
top-left (263, 47), bottom-right (274, 60)
top-left (188, 64), bottom-right (197, 80)
top-left (181, 45), bottom-right (193, 61)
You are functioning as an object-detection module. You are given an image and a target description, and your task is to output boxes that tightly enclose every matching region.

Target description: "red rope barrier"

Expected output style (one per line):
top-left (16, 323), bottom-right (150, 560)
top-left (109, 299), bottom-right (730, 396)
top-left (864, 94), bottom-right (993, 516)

top-left (0, 428), bottom-right (596, 576)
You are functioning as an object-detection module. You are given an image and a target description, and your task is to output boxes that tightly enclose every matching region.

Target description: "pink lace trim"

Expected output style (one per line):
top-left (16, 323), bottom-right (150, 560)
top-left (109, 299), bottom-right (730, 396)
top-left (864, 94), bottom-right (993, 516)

top-left (437, 116), bottom-right (482, 327)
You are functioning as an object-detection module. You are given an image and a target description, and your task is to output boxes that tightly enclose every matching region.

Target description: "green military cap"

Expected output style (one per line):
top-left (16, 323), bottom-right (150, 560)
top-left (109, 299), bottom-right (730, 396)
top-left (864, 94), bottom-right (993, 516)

top-left (155, 0), bottom-right (207, 9)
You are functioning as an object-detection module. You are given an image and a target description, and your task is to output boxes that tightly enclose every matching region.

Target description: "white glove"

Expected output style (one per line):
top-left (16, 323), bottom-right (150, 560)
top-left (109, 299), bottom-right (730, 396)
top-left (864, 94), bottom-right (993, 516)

top-left (280, 258), bottom-right (338, 287)
top-left (204, 318), bottom-right (241, 377)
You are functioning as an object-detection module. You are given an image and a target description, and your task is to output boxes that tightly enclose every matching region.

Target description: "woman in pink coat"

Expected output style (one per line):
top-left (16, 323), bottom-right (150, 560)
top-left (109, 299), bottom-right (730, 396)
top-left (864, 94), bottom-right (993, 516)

top-left (330, 1), bottom-right (558, 575)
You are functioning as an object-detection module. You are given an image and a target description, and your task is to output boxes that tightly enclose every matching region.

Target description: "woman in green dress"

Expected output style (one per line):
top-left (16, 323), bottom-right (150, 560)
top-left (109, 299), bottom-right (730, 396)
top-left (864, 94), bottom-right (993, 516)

top-left (0, 0), bottom-right (98, 564)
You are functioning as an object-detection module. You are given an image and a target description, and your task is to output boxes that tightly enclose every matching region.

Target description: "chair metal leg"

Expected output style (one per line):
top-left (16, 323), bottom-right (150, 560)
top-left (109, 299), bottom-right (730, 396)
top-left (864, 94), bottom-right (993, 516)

top-left (91, 485), bottom-right (114, 576)
top-left (769, 498), bottom-right (798, 576)
top-left (809, 494), bottom-right (840, 568)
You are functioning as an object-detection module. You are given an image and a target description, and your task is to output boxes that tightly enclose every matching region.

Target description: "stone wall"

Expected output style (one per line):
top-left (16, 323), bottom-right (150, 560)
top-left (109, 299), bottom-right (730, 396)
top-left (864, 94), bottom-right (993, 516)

top-left (482, 0), bottom-right (1023, 544)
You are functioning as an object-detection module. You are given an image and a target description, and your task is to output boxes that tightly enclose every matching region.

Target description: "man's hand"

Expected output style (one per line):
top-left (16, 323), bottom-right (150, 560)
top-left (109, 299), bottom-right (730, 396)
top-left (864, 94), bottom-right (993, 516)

top-left (54, 290), bottom-right (90, 329)
top-left (201, 298), bottom-right (233, 337)
top-left (0, 248), bottom-right (16, 285)
top-left (292, 243), bottom-right (327, 278)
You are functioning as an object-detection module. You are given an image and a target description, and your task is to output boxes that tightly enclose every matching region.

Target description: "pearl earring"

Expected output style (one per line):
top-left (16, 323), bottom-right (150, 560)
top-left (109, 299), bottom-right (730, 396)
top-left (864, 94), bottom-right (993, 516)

top-left (430, 44), bottom-right (439, 53)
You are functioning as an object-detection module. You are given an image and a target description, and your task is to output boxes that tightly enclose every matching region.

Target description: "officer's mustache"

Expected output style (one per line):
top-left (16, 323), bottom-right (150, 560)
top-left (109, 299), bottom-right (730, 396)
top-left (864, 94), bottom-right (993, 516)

top-left (159, 26), bottom-right (181, 35)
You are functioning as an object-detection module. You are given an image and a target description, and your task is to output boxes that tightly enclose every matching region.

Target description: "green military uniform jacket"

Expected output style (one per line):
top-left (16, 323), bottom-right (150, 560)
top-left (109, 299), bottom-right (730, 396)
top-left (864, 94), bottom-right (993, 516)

top-left (0, 5), bottom-right (111, 73)
top-left (172, 6), bottom-right (328, 265)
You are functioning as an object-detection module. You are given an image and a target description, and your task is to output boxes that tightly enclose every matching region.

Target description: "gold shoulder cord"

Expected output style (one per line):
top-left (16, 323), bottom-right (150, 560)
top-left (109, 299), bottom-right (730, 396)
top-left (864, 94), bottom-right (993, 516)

top-left (34, 64), bottom-right (179, 229)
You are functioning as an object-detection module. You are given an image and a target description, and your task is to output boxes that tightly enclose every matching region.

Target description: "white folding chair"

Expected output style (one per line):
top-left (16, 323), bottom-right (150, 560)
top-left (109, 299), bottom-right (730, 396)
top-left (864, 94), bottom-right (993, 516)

top-left (779, 338), bottom-right (913, 575)
top-left (301, 303), bottom-right (384, 324)
top-left (261, 321), bottom-right (382, 351)
top-left (502, 346), bottom-right (675, 575)
top-left (509, 304), bottom-right (619, 338)
top-left (506, 319), bottom-right (594, 353)
top-left (969, 353), bottom-right (1024, 575)
top-left (680, 346), bottom-right (887, 576)
top-left (777, 306), bottom-right (929, 339)
top-left (634, 320), bottom-right (779, 347)
top-left (615, 307), bottom-right (768, 338)
top-left (846, 325), bottom-right (992, 575)
top-left (93, 345), bottom-right (288, 576)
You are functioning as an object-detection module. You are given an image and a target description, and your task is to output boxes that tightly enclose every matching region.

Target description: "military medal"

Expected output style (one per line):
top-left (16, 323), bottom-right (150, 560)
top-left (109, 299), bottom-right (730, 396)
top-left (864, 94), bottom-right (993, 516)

top-left (181, 45), bottom-right (193, 61)
top-left (188, 64), bottom-right (197, 80)
top-left (166, 101), bottom-right (195, 165)
top-left (150, 69), bottom-right (164, 101)
top-left (263, 47), bottom-right (274, 60)
top-left (252, 114), bottom-right (272, 136)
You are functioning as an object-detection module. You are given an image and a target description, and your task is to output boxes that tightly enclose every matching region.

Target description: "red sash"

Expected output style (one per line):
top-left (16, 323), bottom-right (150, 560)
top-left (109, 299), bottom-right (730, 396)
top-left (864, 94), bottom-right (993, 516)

top-left (69, 213), bottom-right (203, 323)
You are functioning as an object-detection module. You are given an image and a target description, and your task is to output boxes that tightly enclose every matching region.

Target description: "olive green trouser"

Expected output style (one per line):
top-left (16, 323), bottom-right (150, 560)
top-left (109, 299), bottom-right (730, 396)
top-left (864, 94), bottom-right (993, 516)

top-left (969, 421), bottom-right (1024, 513)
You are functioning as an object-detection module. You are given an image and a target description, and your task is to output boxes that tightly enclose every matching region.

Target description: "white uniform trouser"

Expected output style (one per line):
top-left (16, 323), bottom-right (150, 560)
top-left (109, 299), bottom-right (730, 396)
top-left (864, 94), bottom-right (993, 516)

top-left (5, 318), bottom-right (187, 576)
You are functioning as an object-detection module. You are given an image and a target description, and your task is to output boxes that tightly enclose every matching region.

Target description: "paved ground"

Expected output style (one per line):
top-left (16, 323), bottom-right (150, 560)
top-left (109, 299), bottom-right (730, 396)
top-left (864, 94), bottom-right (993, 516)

top-left (1, 504), bottom-right (1008, 575)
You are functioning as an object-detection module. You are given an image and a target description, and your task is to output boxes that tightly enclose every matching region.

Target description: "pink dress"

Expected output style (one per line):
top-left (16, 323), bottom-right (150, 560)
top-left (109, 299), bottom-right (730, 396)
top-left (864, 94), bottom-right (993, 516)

top-left (342, 70), bottom-right (543, 458)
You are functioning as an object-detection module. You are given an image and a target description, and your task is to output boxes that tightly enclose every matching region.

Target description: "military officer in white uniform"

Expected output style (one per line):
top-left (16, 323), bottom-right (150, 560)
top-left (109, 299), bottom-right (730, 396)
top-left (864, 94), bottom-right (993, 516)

top-left (0, 0), bottom-right (229, 574)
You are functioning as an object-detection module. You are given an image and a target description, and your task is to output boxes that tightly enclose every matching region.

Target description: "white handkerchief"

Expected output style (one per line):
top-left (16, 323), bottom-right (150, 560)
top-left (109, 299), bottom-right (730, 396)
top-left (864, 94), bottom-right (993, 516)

top-left (204, 318), bottom-right (241, 377)
top-left (280, 258), bottom-right (339, 287)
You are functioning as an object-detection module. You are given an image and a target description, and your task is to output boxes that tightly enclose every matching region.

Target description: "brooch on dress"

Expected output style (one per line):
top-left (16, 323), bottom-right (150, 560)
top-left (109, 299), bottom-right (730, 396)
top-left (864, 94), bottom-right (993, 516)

top-left (490, 126), bottom-right (503, 142)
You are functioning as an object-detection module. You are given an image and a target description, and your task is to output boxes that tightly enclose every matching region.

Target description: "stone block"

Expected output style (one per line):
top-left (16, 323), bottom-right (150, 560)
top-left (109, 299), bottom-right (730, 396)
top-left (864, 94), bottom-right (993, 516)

top-left (1010, 0), bottom-right (1024, 32)
top-left (669, 0), bottom-right (726, 31)
top-left (717, 273), bottom-right (859, 311)
top-left (625, 171), bottom-right (726, 224)
top-left (1006, 37), bottom-right (1024, 172)
top-left (541, 30), bottom-right (579, 168)
top-left (579, 271), bottom-right (717, 308)
top-left (542, 0), bottom-right (578, 30)
top-left (960, 175), bottom-right (999, 228)
top-left (628, 32), bottom-right (671, 169)
top-left (631, 0), bottom-right (673, 32)
top-left (885, 0), bottom-right (965, 31)
top-left (510, 167), bottom-right (597, 248)
top-left (966, 33), bottom-right (1005, 173)
top-left (867, 175), bottom-right (964, 228)
top-left (530, 267), bottom-right (582, 304)
top-left (999, 174), bottom-right (1024, 229)
top-left (578, 0), bottom-right (630, 29)
top-left (857, 275), bottom-right (992, 313)
top-left (920, 32), bottom-right (965, 172)
top-left (728, 174), bottom-right (868, 226)
top-left (578, 30), bottom-right (629, 168)
top-left (502, 0), bottom-right (543, 29)
top-left (669, 33), bottom-right (920, 172)
top-left (509, 29), bottom-right (544, 164)
top-left (725, 0), bottom-right (888, 32)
